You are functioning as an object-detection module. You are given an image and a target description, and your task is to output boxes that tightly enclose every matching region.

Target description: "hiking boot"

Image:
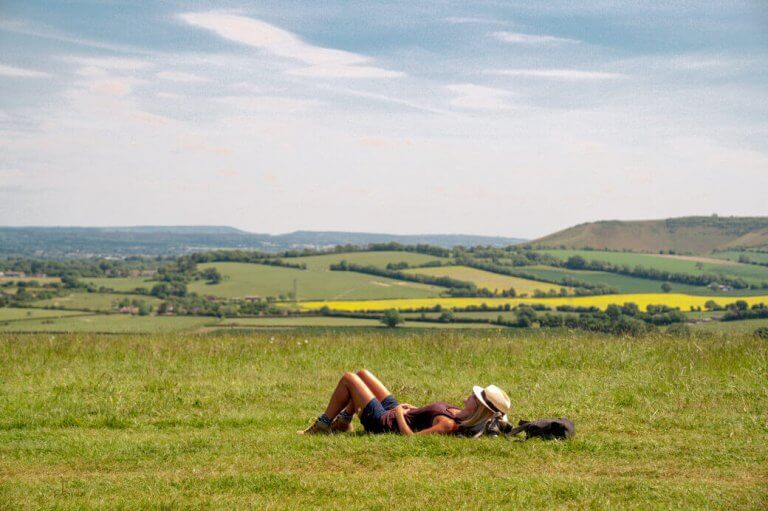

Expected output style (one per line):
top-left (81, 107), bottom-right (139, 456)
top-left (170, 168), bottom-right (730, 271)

top-left (297, 420), bottom-right (331, 435)
top-left (331, 417), bottom-right (354, 433)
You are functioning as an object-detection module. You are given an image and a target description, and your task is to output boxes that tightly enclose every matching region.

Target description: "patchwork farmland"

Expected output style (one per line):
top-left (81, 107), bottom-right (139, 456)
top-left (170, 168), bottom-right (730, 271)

top-left (2, 239), bottom-right (768, 334)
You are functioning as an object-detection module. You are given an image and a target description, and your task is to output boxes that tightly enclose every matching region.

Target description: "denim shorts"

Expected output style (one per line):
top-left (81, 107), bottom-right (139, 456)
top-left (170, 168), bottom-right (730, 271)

top-left (359, 395), bottom-right (399, 433)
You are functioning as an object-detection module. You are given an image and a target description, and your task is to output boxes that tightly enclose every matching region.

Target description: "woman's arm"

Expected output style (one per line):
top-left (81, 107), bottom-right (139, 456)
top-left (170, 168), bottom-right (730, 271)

top-left (396, 406), bottom-right (456, 436)
top-left (395, 404), bottom-right (414, 436)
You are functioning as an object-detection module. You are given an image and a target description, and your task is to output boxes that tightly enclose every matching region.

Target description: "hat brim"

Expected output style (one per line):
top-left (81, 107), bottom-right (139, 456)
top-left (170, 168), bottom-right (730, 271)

top-left (473, 385), bottom-right (493, 412)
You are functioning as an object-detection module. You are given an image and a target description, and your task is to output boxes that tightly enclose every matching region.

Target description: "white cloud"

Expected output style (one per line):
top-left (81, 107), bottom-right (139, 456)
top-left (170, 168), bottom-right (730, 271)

top-left (486, 68), bottom-right (625, 80)
top-left (446, 84), bottom-right (515, 111)
top-left (316, 84), bottom-right (454, 115)
top-left (289, 65), bottom-right (402, 79)
top-left (179, 11), bottom-right (403, 79)
top-left (66, 56), bottom-right (150, 71)
top-left (444, 17), bottom-right (509, 25)
top-left (492, 31), bottom-right (580, 44)
top-left (156, 71), bottom-right (210, 82)
top-left (0, 63), bottom-right (51, 78)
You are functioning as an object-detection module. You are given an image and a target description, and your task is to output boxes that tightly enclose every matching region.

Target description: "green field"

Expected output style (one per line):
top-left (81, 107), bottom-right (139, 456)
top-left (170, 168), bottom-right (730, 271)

top-left (403, 265), bottom-right (568, 295)
top-left (0, 331), bottom-right (765, 509)
top-left (539, 249), bottom-right (768, 286)
top-left (214, 317), bottom-right (497, 330)
top-left (81, 276), bottom-right (155, 292)
top-left (0, 312), bottom-right (501, 333)
top-left (690, 318), bottom-right (768, 333)
top-left (0, 314), bottom-right (212, 333)
top-left (523, 265), bottom-right (711, 294)
top-left (0, 307), bottom-right (88, 322)
top-left (712, 251), bottom-right (768, 265)
top-left (35, 292), bottom-right (162, 311)
top-left (291, 250), bottom-right (446, 271)
top-left (189, 262), bottom-right (445, 300)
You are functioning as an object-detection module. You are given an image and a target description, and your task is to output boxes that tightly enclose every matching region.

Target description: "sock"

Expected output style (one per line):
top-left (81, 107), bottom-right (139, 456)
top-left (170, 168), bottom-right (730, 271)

top-left (317, 414), bottom-right (332, 428)
top-left (337, 410), bottom-right (354, 422)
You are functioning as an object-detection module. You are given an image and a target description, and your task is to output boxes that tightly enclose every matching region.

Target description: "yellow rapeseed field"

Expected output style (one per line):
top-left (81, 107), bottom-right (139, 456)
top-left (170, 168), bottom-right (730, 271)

top-left (300, 293), bottom-right (768, 312)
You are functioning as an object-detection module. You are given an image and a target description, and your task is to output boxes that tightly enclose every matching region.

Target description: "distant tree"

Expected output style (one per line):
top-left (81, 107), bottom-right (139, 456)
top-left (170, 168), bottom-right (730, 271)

top-left (565, 255), bottom-right (587, 270)
top-left (738, 255), bottom-right (751, 264)
top-left (661, 282), bottom-right (672, 293)
top-left (380, 309), bottom-right (403, 328)
top-left (704, 300), bottom-right (721, 311)
top-left (438, 311), bottom-right (454, 323)
top-left (516, 306), bottom-right (537, 328)
top-left (201, 267), bottom-right (222, 284)
top-left (755, 327), bottom-right (768, 340)
top-left (606, 304), bottom-right (622, 320)
top-left (621, 302), bottom-right (640, 316)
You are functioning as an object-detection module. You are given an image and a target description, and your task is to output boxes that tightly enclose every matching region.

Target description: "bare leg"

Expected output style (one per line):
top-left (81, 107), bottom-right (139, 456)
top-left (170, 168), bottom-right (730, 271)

top-left (335, 370), bottom-right (392, 418)
top-left (356, 369), bottom-right (393, 401)
top-left (322, 372), bottom-right (376, 419)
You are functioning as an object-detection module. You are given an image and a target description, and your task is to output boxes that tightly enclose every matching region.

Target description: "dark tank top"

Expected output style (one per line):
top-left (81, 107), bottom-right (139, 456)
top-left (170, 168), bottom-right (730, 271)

top-left (383, 402), bottom-right (460, 432)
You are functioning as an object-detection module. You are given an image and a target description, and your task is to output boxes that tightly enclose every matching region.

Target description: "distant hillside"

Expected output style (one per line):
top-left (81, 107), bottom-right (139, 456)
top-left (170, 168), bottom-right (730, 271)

top-left (527, 216), bottom-right (768, 254)
top-left (0, 227), bottom-right (525, 258)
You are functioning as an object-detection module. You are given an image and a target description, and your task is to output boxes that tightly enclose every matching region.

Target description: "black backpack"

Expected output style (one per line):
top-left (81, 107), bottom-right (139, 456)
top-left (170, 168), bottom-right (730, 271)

top-left (504, 418), bottom-right (575, 440)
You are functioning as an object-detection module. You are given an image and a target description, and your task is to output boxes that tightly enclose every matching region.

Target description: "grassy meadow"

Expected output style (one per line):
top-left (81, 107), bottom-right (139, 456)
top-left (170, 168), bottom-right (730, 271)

top-left (522, 265), bottom-right (709, 294)
top-left (189, 262), bottom-right (445, 300)
top-left (403, 265), bottom-right (569, 295)
top-left (291, 250), bottom-right (446, 271)
top-left (0, 330), bottom-right (765, 510)
top-left (35, 292), bottom-right (162, 311)
top-left (81, 277), bottom-right (155, 292)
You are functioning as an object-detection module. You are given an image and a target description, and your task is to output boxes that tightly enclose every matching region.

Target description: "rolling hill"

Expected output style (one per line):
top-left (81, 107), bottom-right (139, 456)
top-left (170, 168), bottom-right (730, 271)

top-left (527, 216), bottom-right (768, 254)
top-left (0, 227), bottom-right (524, 258)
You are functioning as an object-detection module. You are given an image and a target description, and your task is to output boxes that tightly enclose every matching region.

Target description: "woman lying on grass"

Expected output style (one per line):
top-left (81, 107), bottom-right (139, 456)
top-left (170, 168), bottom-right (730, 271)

top-left (299, 369), bottom-right (510, 437)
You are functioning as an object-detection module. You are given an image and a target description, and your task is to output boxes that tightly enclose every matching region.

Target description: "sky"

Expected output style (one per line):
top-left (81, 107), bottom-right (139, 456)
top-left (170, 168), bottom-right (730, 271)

top-left (0, 1), bottom-right (767, 239)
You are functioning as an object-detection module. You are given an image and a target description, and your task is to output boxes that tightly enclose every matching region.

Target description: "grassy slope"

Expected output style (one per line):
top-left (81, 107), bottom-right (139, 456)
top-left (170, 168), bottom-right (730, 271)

top-left (539, 249), bottom-right (768, 286)
top-left (291, 251), bottom-right (446, 271)
top-left (402, 265), bottom-right (568, 295)
top-left (528, 217), bottom-right (768, 253)
top-left (35, 292), bottom-right (162, 311)
top-left (0, 331), bottom-right (765, 510)
top-left (723, 227), bottom-right (768, 250)
top-left (190, 262), bottom-right (444, 300)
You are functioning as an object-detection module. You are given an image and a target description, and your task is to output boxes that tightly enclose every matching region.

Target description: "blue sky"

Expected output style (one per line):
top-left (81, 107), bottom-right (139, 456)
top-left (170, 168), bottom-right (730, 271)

top-left (1, 1), bottom-right (766, 238)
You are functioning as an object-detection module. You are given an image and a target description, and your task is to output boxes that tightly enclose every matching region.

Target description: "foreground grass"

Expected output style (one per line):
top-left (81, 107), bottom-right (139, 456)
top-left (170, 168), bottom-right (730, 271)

top-left (0, 330), bottom-right (766, 510)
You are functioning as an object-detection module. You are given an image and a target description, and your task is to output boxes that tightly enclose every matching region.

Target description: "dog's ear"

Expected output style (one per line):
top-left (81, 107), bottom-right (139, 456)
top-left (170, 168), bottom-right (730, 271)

top-left (517, 419), bottom-right (530, 426)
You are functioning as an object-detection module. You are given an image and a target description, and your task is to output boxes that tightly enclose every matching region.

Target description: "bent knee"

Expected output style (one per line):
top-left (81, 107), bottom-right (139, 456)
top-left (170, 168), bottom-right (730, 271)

top-left (356, 369), bottom-right (371, 378)
top-left (342, 371), bottom-right (358, 382)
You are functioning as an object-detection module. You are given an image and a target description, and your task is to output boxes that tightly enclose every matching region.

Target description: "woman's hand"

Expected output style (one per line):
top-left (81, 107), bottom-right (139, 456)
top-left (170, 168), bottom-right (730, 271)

top-left (394, 404), bottom-right (414, 436)
top-left (399, 403), bottom-right (415, 411)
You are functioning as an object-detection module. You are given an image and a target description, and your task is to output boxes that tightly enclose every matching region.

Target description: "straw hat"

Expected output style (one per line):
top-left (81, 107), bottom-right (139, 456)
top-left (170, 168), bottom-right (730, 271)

top-left (473, 384), bottom-right (511, 415)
